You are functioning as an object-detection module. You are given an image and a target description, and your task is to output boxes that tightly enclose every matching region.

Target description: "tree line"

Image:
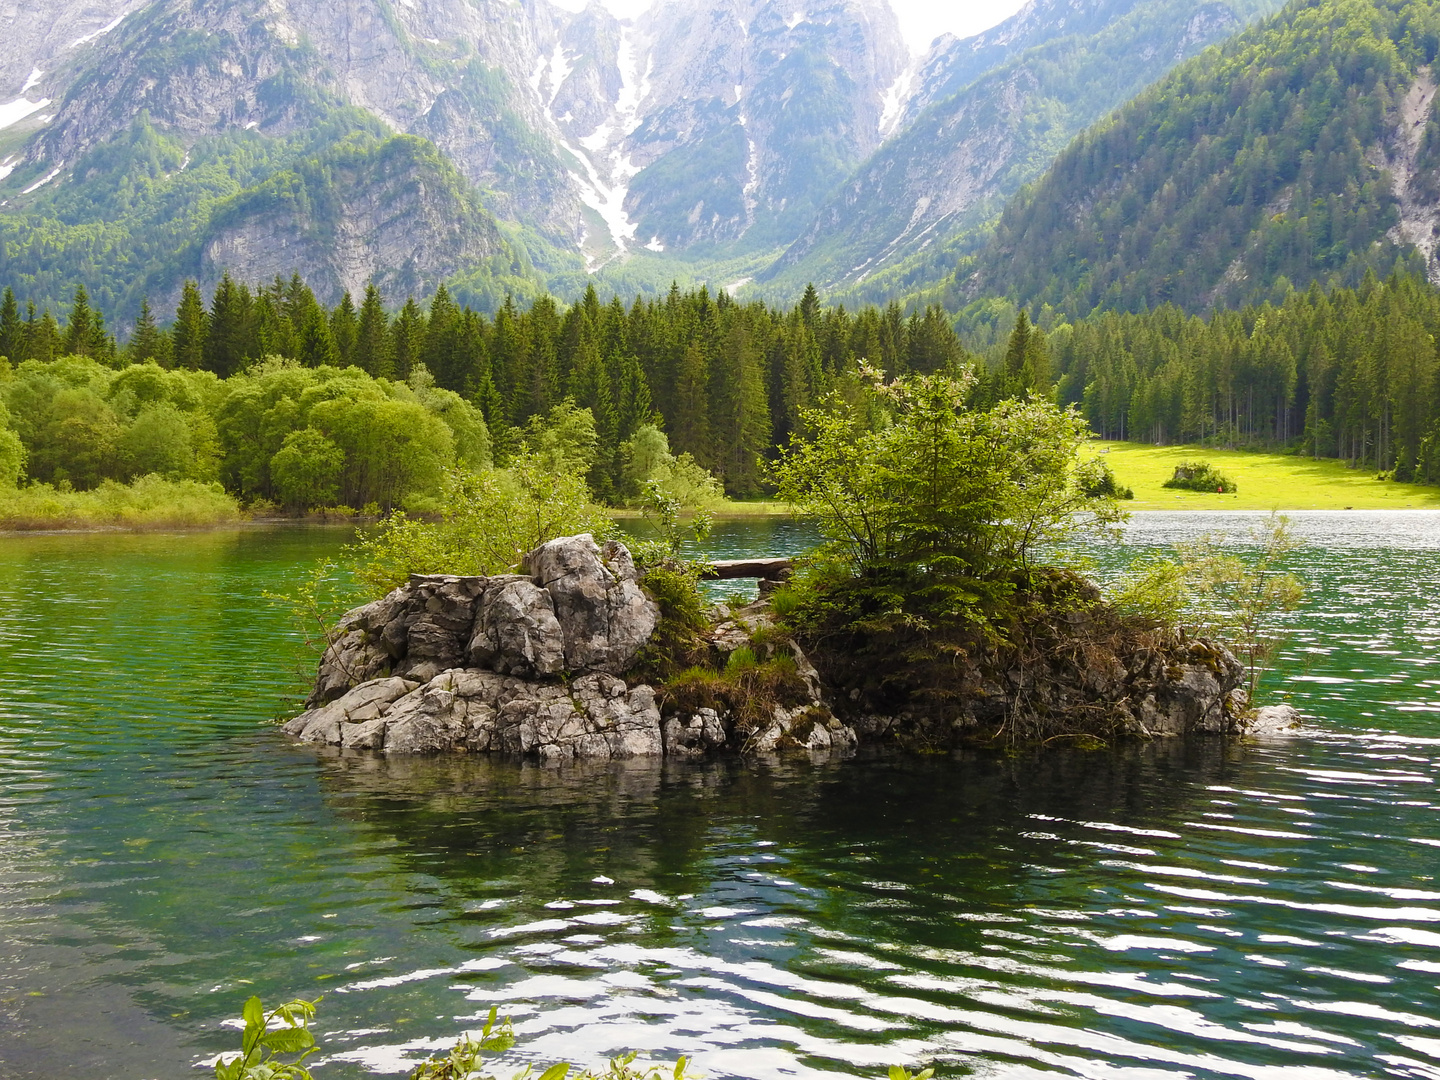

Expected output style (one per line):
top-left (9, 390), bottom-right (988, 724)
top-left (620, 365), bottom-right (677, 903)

top-left (0, 275), bottom-right (970, 501)
top-left (9, 266), bottom-right (1440, 505)
top-left (1050, 270), bottom-right (1440, 480)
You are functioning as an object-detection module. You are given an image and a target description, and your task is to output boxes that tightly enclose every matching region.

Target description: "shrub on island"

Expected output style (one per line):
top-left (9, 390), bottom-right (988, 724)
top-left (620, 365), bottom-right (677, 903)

top-left (1163, 460), bottom-right (1237, 493)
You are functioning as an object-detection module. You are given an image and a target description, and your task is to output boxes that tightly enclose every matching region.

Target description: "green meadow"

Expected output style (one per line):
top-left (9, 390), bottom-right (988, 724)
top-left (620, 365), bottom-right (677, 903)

top-left (1097, 442), bottom-right (1440, 510)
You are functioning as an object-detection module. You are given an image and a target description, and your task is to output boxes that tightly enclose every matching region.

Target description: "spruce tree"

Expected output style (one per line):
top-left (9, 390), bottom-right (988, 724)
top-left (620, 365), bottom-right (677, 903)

top-left (33, 309), bottom-right (60, 363)
top-left (0, 288), bottom-right (20, 362)
top-left (88, 308), bottom-right (117, 365)
top-left (126, 297), bottom-right (168, 366)
top-left (62, 285), bottom-right (95, 357)
top-left (392, 297), bottom-right (425, 381)
top-left (205, 273), bottom-right (253, 376)
top-left (172, 280), bottom-right (209, 370)
top-left (297, 304), bottom-right (340, 368)
top-left (330, 292), bottom-right (359, 366)
top-left (671, 339), bottom-right (710, 461)
top-left (1002, 310), bottom-right (1033, 398)
top-left (354, 283), bottom-right (393, 378)
top-left (712, 321), bottom-right (770, 495)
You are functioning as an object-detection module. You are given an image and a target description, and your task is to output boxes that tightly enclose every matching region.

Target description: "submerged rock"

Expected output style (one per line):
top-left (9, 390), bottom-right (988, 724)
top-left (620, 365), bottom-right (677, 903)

top-left (1243, 703), bottom-right (1304, 735)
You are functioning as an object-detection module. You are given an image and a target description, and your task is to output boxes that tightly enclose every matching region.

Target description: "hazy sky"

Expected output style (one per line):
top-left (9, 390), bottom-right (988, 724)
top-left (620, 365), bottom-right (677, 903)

top-left (550, 0), bottom-right (1032, 54)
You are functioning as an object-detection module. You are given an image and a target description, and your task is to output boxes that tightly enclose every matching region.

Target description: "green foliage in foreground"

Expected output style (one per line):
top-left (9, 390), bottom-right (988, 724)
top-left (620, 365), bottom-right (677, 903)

top-left (218, 996), bottom-right (932, 1080)
top-left (1110, 513), bottom-right (1305, 697)
top-left (215, 996), bottom-right (319, 1080)
top-left (1162, 461), bottom-right (1237, 494)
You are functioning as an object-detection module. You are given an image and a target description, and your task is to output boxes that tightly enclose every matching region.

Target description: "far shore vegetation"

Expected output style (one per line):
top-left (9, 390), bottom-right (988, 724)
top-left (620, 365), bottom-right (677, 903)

top-left (4, 269), bottom-right (1440, 531)
top-left (1100, 441), bottom-right (1440, 509)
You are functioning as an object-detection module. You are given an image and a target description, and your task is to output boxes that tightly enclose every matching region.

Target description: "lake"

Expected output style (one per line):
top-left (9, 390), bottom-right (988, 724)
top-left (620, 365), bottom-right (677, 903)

top-left (0, 513), bottom-right (1436, 1080)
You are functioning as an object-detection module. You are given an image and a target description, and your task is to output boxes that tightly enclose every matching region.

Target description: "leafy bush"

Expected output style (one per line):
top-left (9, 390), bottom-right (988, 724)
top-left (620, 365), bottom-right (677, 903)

top-left (1077, 457), bottom-right (1133, 500)
top-left (769, 369), bottom-right (1126, 582)
top-left (0, 474), bottom-right (242, 529)
top-left (349, 457), bottom-right (612, 596)
top-left (214, 996), bottom-right (319, 1080)
top-left (1162, 461), bottom-right (1236, 493)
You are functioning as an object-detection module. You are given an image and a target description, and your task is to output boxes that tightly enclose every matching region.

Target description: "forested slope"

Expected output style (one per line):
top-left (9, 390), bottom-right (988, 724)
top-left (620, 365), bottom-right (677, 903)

top-left (962, 0), bottom-right (1440, 316)
top-left (766, 0), bottom-right (1278, 299)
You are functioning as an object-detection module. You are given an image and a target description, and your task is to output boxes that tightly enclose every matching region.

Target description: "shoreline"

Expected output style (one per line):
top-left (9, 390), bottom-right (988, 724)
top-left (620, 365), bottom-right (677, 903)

top-left (6, 504), bottom-right (1440, 537)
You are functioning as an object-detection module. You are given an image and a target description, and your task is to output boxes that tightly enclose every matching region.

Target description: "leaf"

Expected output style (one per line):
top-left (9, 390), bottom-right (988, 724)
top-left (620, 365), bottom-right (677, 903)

top-left (242, 996), bottom-right (265, 1032)
top-left (888, 1067), bottom-right (908, 1080)
top-left (261, 1026), bottom-right (315, 1054)
top-left (537, 1062), bottom-right (572, 1080)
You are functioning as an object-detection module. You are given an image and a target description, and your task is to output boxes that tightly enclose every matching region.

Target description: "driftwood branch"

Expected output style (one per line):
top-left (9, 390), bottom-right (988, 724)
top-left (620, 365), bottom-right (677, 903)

top-left (702, 558), bottom-right (794, 581)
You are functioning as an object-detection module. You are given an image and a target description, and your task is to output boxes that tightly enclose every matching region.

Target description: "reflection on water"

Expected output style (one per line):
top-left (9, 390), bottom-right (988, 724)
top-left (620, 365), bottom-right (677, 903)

top-left (0, 516), bottom-right (1436, 1079)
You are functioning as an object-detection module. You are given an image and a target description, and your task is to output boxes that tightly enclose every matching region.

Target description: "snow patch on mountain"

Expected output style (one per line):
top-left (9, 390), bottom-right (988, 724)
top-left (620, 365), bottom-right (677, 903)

top-left (0, 95), bottom-right (50, 132)
top-left (545, 24), bottom-right (653, 266)
top-left (67, 11), bottom-right (127, 50)
top-left (878, 60), bottom-right (917, 137)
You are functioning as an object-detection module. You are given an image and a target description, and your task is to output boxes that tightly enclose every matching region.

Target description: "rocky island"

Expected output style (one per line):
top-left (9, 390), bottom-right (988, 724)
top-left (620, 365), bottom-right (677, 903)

top-left (283, 533), bottom-right (1274, 761)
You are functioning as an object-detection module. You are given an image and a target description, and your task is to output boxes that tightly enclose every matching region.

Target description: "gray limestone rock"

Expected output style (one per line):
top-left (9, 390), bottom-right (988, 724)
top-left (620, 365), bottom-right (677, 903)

top-left (468, 576), bottom-right (566, 676)
top-left (341, 717), bottom-right (389, 750)
top-left (527, 534), bottom-right (659, 673)
top-left (309, 630), bottom-right (393, 706)
top-left (663, 708), bottom-right (729, 757)
top-left (1245, 703), bottom-right (1303, 735)
top-left (382, 674), bottom-right (469, 754)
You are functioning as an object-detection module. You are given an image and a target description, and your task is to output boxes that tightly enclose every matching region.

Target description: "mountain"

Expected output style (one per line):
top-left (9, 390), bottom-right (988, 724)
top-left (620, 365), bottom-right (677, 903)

top-left (760, 0), bottom-right (1280, 299)
top-left (615, 0), bottom-right (907, 253)
top-left (960, 0), bottom-right (1440, 317)
top-left (0, 0), bottom-right (923, 317)
top-left (0, 0), bottom-right (1302, 325)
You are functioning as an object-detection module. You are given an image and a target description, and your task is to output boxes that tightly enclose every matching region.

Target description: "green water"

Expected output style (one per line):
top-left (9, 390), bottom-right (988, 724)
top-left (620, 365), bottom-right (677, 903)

top-left (0, 515), bottom-right (1437, 1079)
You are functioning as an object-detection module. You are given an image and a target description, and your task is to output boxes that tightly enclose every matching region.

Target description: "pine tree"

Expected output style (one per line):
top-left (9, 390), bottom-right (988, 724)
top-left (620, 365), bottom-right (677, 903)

top-left (671, 339), bottom-right (710, 461)
top-left (0, 288), bottom-right (21, 362)
top-left (62, 285), bottom-right (95, 357)
top-left (712, 321), bottom-right (770, 495)
top-left (1002, 310), bottom-right (1033, 398)
top-left (423, 285), bottom-right (465, 390)
top-left (88, 308), bottom-right (117, 365)
top-left (172, 280), bottom-right (209, 370)
top-left (32, 308), bottom-right (60, 363)
top-left (799, 283), bottom-right (820, 331)
top-left (354, 283), bottom-right (393, 378)
top-left (205, 273), bottom-right (253, 376)
top-left (126, 297), bottom-right (168, 365)
top-left (391, 297), bottom-right (425, 381)
top-left (297, 304), bottom-right (340, 368)
top-left (330, 292), bottom-right (359, 366)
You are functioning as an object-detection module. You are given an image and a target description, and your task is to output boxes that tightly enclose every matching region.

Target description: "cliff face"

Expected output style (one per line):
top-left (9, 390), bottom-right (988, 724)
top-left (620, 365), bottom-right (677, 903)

top-left (0, 0), bottom-right (143, 100)
top-left (198, 136), bottom-right (512, 308)
top-left (616, 0), bottom-right (909, 251)
top-left (19, 0), bottom-right (589, 247)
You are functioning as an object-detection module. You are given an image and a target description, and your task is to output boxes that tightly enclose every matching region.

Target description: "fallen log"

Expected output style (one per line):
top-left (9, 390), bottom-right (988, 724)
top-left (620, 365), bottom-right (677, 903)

top-left (702, 558), bottom-right (794, 580)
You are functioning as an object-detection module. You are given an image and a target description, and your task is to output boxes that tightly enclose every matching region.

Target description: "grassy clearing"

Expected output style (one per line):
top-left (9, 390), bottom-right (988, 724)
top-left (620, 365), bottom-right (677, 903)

top-left (1097, 442), bottom-right (1440, 510)
top-left (610, 498), bottom-right (793, 520)
top-left (0, 476), bottom-right (245, 530)
top-left (709, 499), bottom-right (792, 517)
